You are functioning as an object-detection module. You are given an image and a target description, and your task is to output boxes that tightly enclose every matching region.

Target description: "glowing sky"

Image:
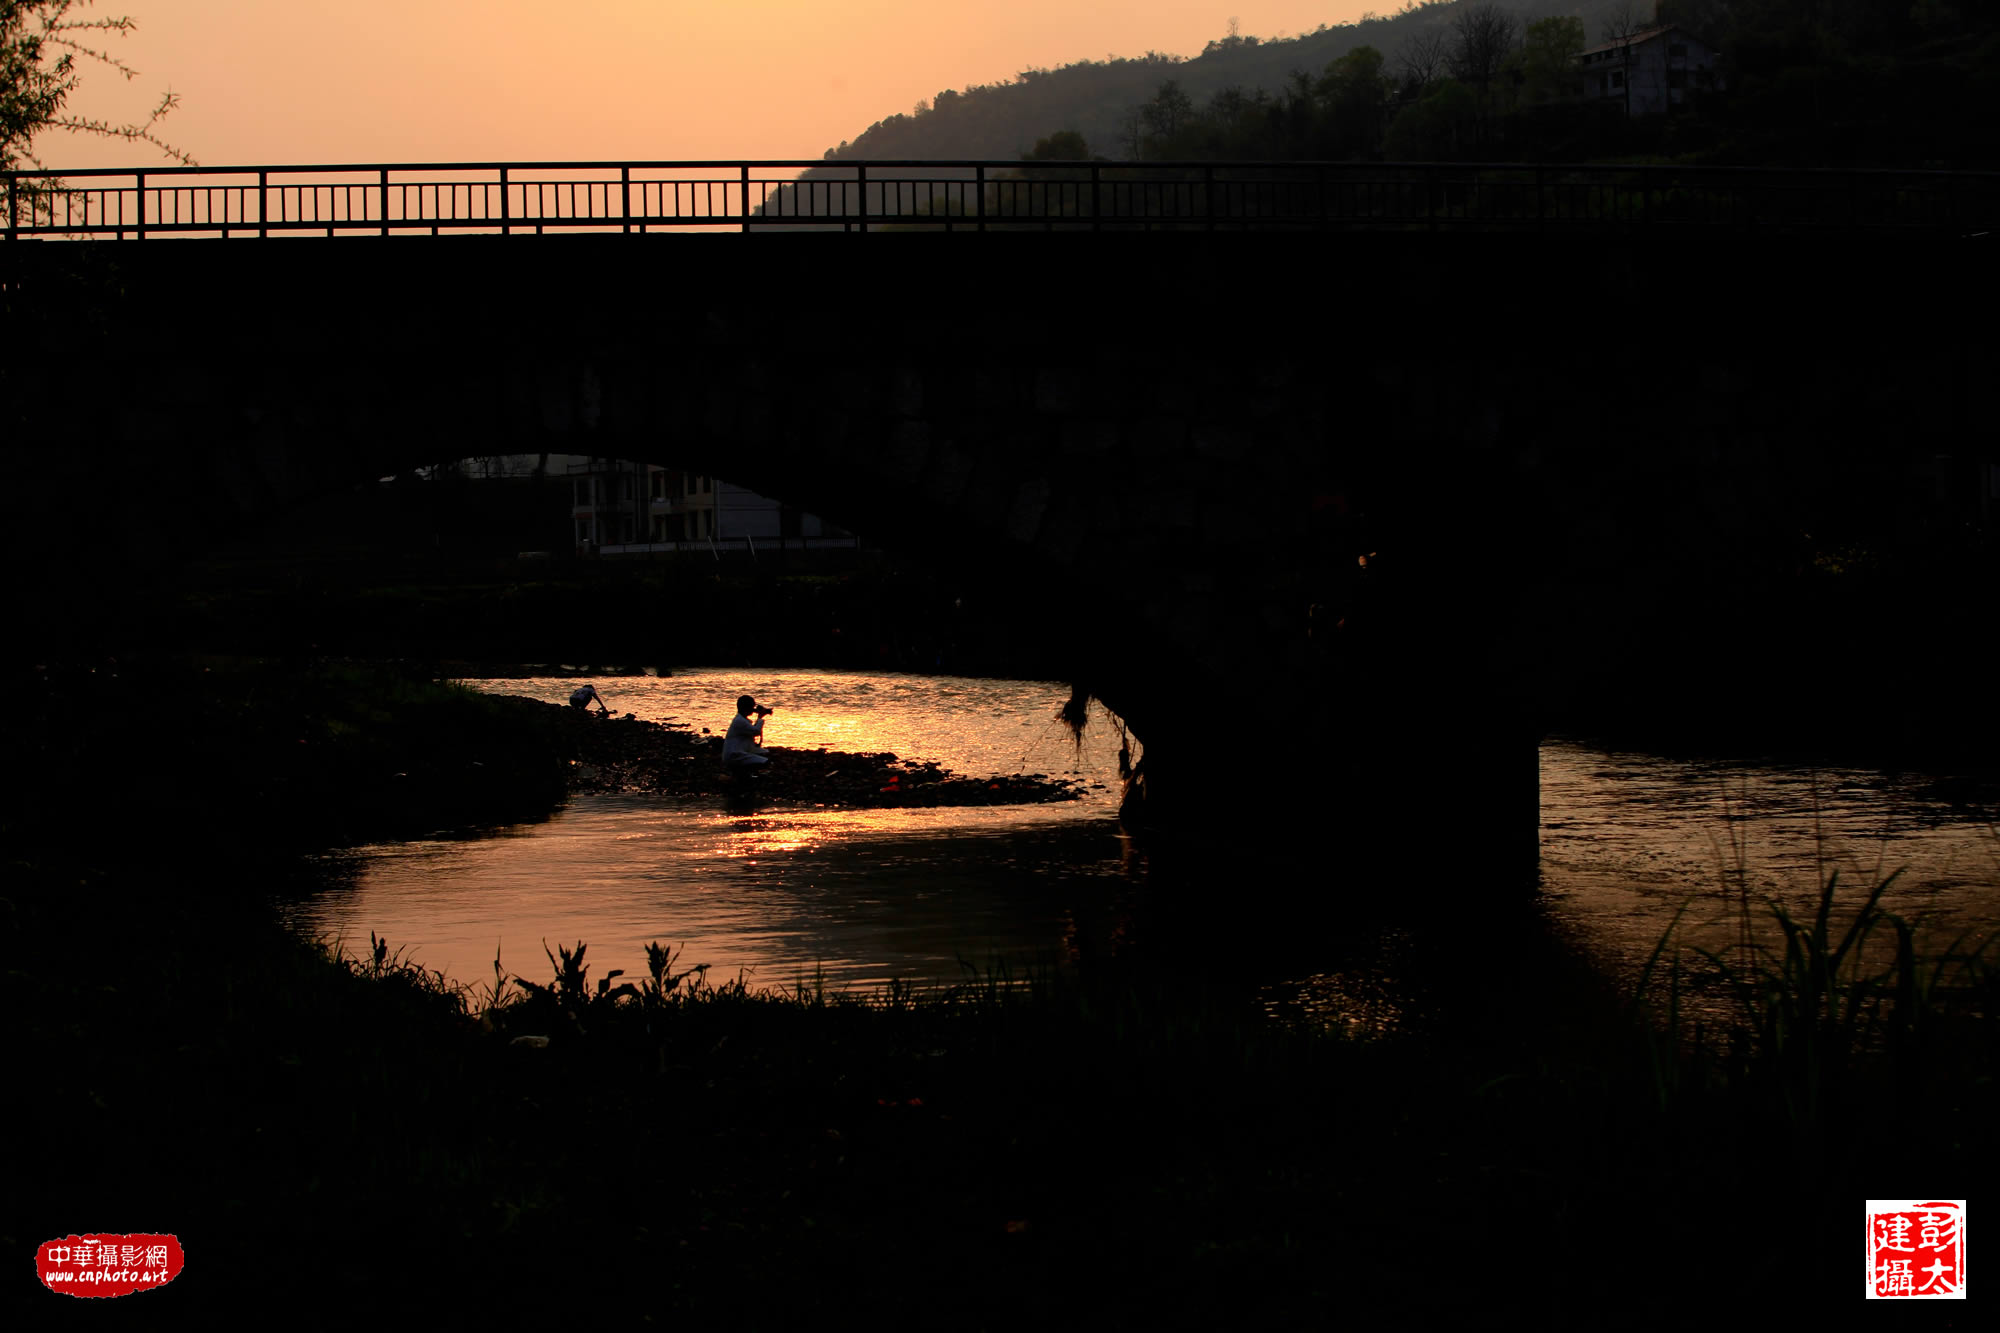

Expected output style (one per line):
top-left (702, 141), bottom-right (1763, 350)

top-left (36, 1), bottom-right (1377, 170)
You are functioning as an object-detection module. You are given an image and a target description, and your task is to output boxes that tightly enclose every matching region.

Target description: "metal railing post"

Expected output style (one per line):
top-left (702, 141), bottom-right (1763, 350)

top-left (622, 166), bottom-right (631, 234)
top-left (500, 166), bottom-right (511, 235)
top-left (258, 170), bottom-right (269, 237)
top-left (1091, 163), bottom-right (1101, 232)
top-left (856, 163), bottom-right (868, 234)
top-left (1204, 166), bottom-right (1215, 231)
top-left (6, 174), bottom-right (16, 240)
top-left (976, 164), bottom-right (986, 231)
top-left (135, 171), bottom-right (147, 239)
top-left (379, 167), bottom-right (390, 236)
top-left (741, 163), bottom-right (751, 233)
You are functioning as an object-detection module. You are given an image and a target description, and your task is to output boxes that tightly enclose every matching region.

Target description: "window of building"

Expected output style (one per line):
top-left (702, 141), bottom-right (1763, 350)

top-left (1611, 71), bottom-right (1624, 88)
top-left (650, 470), bottom-right (667, 500)
top-left (1668, 68), bottom-right (1686, 89)
top-left (573, 479), bottom-right (593, 505)
top-left (1669, 43), bottom-right (1687, 59)
top-left (576, 519), bottom-right (593, 544)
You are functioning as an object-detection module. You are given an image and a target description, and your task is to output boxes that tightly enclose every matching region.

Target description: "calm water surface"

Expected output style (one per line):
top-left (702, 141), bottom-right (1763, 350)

top-left (284, 669), bottom-right (1135, 993)
top-left (282, 670), bottom-right (2000, 1022)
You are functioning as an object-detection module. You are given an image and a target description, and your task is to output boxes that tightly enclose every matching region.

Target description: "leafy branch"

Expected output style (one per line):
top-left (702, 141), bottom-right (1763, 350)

top-left (2, 0), bottom-right (194, 181)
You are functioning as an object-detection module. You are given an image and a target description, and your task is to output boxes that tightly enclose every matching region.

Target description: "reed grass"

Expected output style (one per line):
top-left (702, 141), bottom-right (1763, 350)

top-left (1628, 863), bottom-right (1999, 1128)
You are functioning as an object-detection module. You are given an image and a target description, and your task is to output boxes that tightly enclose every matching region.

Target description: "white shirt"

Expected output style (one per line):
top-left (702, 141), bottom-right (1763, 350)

top-left (722, 712), bottom-right (766, 763)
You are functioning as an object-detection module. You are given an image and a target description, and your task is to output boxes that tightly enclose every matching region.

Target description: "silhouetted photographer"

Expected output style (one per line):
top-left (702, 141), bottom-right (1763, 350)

top-left (722, 694), bottom-right (773, 772)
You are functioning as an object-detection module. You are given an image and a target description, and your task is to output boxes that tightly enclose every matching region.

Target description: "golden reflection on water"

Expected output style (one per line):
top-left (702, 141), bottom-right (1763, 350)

top-left (286, 670), bottom-right (1133, 997)
top-left (718, 803), bottom-right (1019, 862)
top-left (301, 804), bottom-right (1129, 998)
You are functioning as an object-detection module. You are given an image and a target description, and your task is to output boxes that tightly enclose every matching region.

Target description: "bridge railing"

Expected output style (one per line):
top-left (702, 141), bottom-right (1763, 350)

top-left (5, 160), bottom-right (1994, 237)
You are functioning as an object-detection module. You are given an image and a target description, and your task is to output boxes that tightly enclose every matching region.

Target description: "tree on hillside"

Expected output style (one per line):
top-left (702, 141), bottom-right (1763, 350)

top-left (1395, 26), bottom-right (1453, 96)
top-left (1024, 130), bottom-right (1090, 161)
top-left (1, 0), bottom-right (190, 174)
top-left (1383, 77), bottom-right (1477, 159)
top-left (1138, 79), bottom-right (1195, 154)
top-left (1449, 2), bottom-right (1518, 99)
top-left (1511, 16), bottom-right (1587, 107)
top-left (1315, 45), bottom-right (1390, 158)
top-left (1117, 105), bottom-right (1143, 160)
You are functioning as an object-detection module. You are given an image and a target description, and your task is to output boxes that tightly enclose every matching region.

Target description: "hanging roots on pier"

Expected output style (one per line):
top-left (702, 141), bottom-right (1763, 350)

top-left (1060, 682), bottom-right (1134, 777)
top-left (1059, 682), bottom-right (1090, 750)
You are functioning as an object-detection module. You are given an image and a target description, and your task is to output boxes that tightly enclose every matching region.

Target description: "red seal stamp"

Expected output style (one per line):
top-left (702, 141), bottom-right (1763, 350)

top-left (35, 1233), bottom-right (185, 1299)
top-left (1865, 1201), bottom-right (1965, 1298)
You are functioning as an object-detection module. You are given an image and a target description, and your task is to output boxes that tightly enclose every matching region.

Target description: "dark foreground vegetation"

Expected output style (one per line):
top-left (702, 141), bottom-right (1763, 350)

top-left (6, 657), bottom-right (1995, 1321)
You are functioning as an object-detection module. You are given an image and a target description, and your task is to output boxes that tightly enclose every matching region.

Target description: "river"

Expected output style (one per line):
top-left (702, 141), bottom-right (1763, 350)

top-left (278, 668), bottom-right (2000, 1029)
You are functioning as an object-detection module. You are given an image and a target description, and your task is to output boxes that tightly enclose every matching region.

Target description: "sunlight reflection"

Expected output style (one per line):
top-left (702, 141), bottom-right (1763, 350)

top-left (287, 670), bottom-right (1131, 996)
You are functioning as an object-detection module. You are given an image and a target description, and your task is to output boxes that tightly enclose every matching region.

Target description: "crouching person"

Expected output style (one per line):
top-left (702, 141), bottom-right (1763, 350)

top-left (723, 694), bottom-right (772, 773)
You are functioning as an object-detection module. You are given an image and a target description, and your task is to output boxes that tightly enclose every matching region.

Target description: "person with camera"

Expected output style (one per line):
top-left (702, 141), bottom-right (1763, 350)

top-left (722, 694), bottom-right (773, 772)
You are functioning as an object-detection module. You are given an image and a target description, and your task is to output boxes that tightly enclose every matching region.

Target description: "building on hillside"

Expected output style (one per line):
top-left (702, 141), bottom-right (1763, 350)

top-left (564, 456), bottom-right (643, 549)
top-left (1576, 25), bottom-right (1722, 116)
top-left (559, 457), bottom-right (855, 556)
top-left (424, 454), bottom-right (856, 556)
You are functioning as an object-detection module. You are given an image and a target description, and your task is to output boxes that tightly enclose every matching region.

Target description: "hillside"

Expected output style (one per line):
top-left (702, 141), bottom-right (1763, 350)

top-left (755, 0), bottom-right (1997, 219)
top-left (813, 1), bottom-right (1641, 163)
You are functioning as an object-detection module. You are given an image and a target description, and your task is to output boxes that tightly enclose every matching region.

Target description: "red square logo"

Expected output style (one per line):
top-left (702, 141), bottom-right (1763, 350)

top-left (1866, 1200), bottom-right (1965, 1298)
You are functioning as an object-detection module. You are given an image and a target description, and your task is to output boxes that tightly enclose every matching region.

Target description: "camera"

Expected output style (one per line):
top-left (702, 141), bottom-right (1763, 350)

top-left (754, 705), bottom-right (773, 716)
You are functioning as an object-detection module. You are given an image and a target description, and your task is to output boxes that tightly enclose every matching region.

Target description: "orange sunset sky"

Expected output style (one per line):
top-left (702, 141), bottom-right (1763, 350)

top-left (37, 1), bottom-right (1380, 170)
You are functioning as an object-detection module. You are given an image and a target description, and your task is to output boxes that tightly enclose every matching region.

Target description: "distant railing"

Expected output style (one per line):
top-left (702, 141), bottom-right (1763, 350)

top-left (4, 159), bottom-right (1994, 237)
top-left (595, 536), bottom-right (861, 558)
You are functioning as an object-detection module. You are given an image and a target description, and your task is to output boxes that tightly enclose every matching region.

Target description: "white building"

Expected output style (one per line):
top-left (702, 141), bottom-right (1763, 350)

top-left (1576, 25), bottom-right (1723, 116)
top-left (431, 453), bottom-right (856, 556)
